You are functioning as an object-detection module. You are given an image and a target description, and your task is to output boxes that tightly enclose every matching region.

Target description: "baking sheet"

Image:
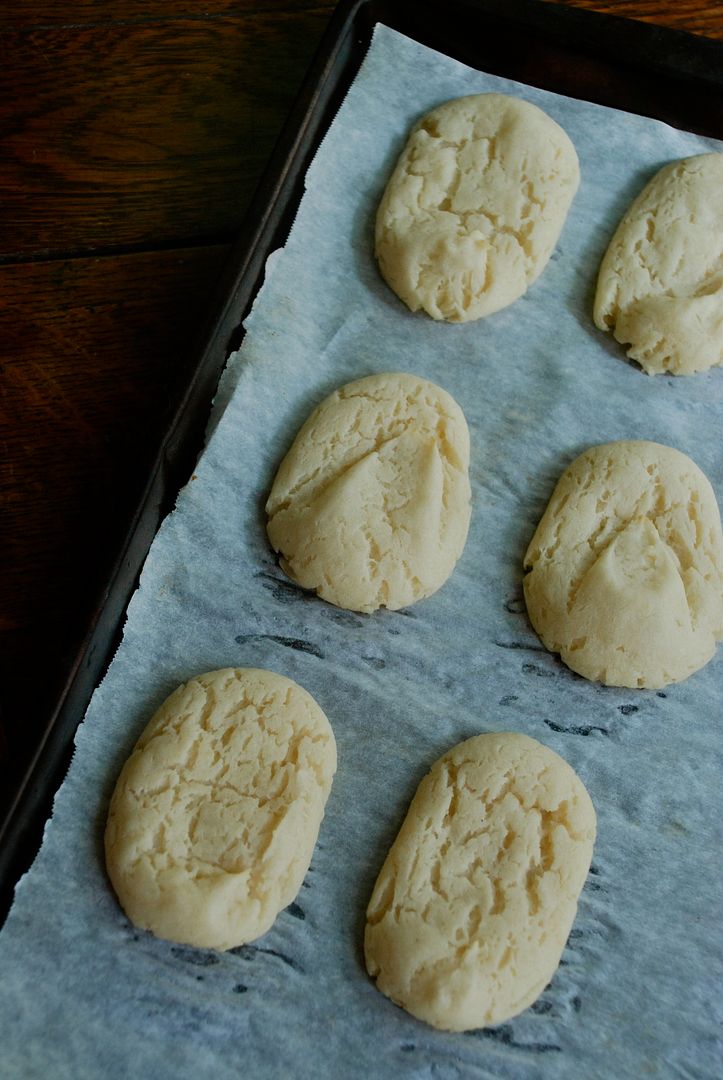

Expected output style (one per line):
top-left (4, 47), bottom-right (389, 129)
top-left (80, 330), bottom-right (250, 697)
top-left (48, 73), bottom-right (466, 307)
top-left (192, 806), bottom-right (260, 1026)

top-left (1, 21), bottom-right (722, 1080)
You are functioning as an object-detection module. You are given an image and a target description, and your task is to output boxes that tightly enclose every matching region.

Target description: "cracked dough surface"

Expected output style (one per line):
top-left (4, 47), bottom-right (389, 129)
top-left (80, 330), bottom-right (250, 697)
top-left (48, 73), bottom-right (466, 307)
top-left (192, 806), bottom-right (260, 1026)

top-left (364, 732), bottom-right (595, 1032)
top-left (104, 668), bottom-right (336, 951)
top-left (594, 153), bottom-right (723, 375)
top-left (265, 372), bottom-right (471, 613)
top-left (375, 93), bottom-right (579, 322)
top-left (523, 441), bottom-right (723, 688)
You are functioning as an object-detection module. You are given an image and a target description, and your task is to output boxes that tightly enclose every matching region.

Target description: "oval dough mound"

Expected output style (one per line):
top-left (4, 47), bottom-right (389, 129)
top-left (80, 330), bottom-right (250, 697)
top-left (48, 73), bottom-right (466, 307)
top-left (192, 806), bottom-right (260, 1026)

top-left (594, 153), bottom-right (723, 375)
top-left (266, 373), bottom-right (471, 613)
top-left (105, 668), bottom-right (336, 950)
top-left (364, 732), bottom-right (596, 1032)
top-left (375, 93), bottom-right (580, 323)
top-left (523, 441), bottom-right (723, 688)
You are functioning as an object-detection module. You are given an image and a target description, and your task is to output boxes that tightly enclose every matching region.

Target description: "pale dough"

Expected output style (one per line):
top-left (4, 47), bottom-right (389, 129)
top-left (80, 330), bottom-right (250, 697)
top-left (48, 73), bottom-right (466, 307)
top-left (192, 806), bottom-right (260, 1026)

top-left (375, 93), bottom-right (580, 322)
top-left (265, 373), bottom-right (471, 613)
top-left (523, 441), bottom-right (723, 688)
top-left (364, 732), bottom-right (596, 1032)
top-left (594, 153), bottom-right (723, 375)
top-left (105, 668), bottom-right (336, 951)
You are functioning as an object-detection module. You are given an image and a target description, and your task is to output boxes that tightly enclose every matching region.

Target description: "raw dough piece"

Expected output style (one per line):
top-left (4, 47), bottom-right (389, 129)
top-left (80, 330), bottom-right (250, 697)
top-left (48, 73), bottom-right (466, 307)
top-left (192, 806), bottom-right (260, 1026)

top-left (266, 373), bottom-right (471, 613)
top-left (375, 93), bottom-right (580, 322)
top-left (523, 441), bottom-right (723, 688)
top-left (594, 153), bottom-right (723, 375)
top-left (105, 668), bottom-right (336, 950)
top-left (364, 732), bottom-right (596, 1032)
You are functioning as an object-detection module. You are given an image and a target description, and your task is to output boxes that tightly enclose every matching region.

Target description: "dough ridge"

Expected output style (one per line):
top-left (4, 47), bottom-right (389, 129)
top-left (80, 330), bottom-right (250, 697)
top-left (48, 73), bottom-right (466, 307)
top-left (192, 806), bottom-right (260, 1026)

top-left (266, 372), bottom-right (471, 612)
top-left (523, 441), bottom-right (723, 688)
top-left (594, 153), bottom-right (723, 375)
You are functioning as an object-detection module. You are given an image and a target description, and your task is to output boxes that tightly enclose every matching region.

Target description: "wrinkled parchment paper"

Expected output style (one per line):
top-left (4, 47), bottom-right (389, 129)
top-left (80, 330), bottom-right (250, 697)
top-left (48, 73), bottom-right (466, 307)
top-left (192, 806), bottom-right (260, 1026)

top-left (1, 24), bottom-right (721, 1080)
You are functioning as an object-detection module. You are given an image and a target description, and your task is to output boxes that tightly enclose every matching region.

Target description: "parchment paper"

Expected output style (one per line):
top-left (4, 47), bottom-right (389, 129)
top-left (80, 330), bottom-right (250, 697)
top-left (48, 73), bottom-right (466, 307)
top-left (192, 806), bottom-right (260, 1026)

top-left (1, 24), bottom-right (721, 1080)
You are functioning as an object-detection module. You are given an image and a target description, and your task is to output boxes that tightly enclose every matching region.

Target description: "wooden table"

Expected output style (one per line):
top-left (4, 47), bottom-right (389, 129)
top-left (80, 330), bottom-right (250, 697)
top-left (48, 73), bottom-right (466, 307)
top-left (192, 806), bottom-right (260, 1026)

top-left (1, 0), bottom-right (720, 821)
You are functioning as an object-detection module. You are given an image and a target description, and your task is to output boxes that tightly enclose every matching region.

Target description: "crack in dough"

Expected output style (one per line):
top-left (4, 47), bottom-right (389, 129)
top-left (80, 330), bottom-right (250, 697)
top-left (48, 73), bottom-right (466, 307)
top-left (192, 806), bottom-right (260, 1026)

top-left (266, 373), bottom-right (471, 613)
top-left (105, 668), bottom-right (336, 951)
top-left (594, 153), bottom-right (723, 375)
top-left (375, 94), bottom-right (579, 322)
top-left (364, 732), bottom-right (595, 1031)
top-left (523, 441), bottom-right (723, 688)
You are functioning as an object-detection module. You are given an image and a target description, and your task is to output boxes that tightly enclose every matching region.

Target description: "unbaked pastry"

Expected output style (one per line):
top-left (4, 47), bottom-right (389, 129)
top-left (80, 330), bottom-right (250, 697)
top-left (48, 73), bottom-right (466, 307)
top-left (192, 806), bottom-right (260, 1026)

top-left (364, 731), bottom-right (596, 1031)
top-left (594, 153), bottom-right (723, 375)
top-left (266, 372), bottom-right (471, 613)
top-left (523, 441), bottom-right (723, 688)
top-left (375, 93), bottom-right (580, 322)
top-left (105, 668), bottom-right (336, 950)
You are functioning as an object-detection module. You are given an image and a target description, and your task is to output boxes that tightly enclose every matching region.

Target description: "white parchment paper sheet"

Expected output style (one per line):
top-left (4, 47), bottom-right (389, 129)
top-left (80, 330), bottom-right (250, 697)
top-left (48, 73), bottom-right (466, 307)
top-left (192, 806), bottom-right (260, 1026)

top-left (1, 24), bottom-right (722, 1080)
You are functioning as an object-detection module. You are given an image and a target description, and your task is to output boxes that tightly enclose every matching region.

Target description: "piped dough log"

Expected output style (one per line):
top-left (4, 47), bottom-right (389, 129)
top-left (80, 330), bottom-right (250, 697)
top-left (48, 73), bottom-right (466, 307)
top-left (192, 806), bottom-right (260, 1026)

top-left (266, 373), bottom-right (471, 613)
top-left (105, 668), bottom-right (336, 951)
top-left (375, 93), bottom-right (580, 322)
top-left (364, 732), bottom-right (596, 1031)
top-left (594, 153), bottom-right (723, 375)
top-left (523, 441), bottom-right (723, 688)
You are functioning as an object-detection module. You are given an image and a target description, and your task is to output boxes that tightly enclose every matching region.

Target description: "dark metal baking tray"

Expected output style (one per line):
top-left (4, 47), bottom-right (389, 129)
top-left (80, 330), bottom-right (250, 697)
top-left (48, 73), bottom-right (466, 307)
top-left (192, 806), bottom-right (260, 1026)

top-left (1, 0), bottom-right (721, 923)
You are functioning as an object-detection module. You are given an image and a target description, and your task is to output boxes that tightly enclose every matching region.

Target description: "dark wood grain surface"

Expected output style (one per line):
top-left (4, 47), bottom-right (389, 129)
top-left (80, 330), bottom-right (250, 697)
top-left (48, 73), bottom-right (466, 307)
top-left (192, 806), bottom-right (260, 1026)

top-left (1, 0), bottom-right (720, 820)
